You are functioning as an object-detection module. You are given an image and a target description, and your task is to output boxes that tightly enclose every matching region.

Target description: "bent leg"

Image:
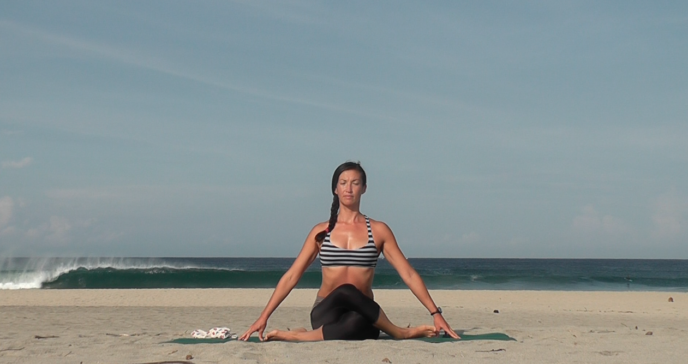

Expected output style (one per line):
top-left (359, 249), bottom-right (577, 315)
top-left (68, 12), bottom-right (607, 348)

top-left (374, 308), bottom-right (437, 339)
top-left (311, 284), bottom-right (436, 340)
top-left (265, 326), bottom-right (324, 342)
top-left (311, 284), bottom-right (380, 327)
top-left (321, 311), bottom-right (380, 340)
top-left (267, 309), bottom-right (436, 341)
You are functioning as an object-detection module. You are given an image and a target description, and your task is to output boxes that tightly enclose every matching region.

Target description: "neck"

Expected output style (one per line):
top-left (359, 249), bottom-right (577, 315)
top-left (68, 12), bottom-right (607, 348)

top-left (337, 205), bottom-right (362, 223)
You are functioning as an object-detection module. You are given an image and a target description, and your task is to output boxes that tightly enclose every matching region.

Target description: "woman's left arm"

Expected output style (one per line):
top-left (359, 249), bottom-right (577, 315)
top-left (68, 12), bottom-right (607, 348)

top-left (376, 221), bottom-right (460, 339)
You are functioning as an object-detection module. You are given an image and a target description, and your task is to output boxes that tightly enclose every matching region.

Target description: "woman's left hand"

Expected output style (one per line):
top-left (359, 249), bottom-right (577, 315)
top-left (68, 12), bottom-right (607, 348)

top-left (433, 314), bottom-right (460, 339)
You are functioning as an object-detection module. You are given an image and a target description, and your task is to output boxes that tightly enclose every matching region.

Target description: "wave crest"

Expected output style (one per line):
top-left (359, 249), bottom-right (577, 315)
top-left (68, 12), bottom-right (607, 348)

top-left (0, 257), bottom-right (215, 290)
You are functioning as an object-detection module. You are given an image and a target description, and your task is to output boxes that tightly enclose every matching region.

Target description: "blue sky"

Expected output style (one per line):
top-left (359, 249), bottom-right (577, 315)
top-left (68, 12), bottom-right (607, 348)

top-left (1, 1), bottom-right (687, 258)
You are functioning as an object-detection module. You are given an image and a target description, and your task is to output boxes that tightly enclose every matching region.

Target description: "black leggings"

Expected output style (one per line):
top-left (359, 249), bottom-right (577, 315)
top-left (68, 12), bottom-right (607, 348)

top-left (310, 284), bottom-right (381, 340)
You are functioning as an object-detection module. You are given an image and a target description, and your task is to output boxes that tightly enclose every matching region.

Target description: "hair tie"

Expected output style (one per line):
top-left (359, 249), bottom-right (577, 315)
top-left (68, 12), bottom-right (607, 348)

top-left (325, 227), bottom-right (330, 233)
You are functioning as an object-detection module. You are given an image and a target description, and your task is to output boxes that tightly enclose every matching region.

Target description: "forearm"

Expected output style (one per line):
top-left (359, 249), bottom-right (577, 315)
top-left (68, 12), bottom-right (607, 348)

top-left (258, 271), bottom-right (299, 321)
top-left (401, 269), bottom-right (439, 313)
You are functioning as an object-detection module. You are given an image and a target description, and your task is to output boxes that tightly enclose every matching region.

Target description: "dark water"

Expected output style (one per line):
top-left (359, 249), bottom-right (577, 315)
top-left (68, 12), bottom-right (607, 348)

top-left (1, 257), bottom-right (687, 291)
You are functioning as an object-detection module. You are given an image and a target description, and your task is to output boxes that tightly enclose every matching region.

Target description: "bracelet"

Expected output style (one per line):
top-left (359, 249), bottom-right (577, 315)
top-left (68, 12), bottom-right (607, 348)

top-left (430, 306), bottom-right (442, 316)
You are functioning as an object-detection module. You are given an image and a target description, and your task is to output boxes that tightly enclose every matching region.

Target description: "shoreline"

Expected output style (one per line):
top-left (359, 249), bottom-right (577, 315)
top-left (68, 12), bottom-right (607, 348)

top-left (0, 288), bottom-right (688, 308)
top-left (1, 289), bottom-right (686, 363)
top-left (1, 288), bottom-right (685, 307)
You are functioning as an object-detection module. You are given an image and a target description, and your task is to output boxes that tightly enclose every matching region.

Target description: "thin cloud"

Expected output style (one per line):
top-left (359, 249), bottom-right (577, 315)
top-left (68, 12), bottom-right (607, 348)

top-left (652, 190), bottom-right (687, 239)
top-left (572, 205), bottom-right (630, 235)
top-left (0, 20), bottom-right (398, 124)
top-left (0, 226), bottom-right (16, 237)
top-left (45, 216), bottom-right (73, 244)
top-left (44, 184), bottom-right (309, 206)
top-left (229, 0), bottom-right (327, 26)
top-left (1, 157), bottom-right (33, 169)
top-left (0, 196), bottom-right (13, 227)
top-left (440, 231), bottom-right (481, 246)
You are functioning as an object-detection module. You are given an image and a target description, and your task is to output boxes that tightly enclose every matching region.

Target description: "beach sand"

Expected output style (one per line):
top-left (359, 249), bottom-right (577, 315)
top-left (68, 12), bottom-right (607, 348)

top-left (1, 289), bottom-right (686, 364)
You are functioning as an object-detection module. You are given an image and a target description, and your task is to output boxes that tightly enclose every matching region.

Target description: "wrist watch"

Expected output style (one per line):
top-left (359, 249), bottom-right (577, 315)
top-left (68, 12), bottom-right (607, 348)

top-left (430, 307), bottom-right (442, 316)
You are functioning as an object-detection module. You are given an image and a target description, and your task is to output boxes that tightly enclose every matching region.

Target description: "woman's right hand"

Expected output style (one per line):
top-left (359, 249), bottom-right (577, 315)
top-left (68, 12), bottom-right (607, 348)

top-left (238, 226), bottom-right (320, 342)
top-left (239, 318), bottom-right (268, 341)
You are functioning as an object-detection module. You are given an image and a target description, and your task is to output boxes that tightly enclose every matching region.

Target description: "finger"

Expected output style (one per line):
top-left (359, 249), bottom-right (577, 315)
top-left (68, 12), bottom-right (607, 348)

top-left (242, 328), bottom-right (256, 341)
top-left (435, 322), bottom-right (457, 339)
top-left (445, 327), bottom-right (460, 339)
top-left (258, 328), bottom-right (265, 342)
top-left (239, 330), bottom-right (251, 341)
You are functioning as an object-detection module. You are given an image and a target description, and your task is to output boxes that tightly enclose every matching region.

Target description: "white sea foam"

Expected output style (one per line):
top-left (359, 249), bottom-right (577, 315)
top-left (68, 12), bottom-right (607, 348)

top-left (0, 257), bottom-right (210, 290)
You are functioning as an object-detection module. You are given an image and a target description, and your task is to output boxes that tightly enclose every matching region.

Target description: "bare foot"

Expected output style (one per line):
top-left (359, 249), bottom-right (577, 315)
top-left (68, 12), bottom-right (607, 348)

top-left (395, 325), bottom-right (438, 339)
top-left (265, 329), bottom-right (291, 341)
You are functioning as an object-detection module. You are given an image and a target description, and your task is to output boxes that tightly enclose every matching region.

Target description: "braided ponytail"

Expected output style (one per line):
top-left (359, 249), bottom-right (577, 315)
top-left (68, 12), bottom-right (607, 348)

top-left (315, 195), bottom-right (339, 243)
top-left (314, 161), bottom-right (367, 244)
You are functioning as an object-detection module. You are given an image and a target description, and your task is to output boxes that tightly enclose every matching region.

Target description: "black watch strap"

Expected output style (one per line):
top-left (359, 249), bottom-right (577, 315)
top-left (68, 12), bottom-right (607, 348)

top-left (430, 307), bottom-right (442, 316)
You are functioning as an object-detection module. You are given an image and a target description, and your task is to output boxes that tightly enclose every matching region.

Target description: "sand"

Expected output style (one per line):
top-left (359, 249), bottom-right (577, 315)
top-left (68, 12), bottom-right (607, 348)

top-left (1, 289), bottom-right (686, 364)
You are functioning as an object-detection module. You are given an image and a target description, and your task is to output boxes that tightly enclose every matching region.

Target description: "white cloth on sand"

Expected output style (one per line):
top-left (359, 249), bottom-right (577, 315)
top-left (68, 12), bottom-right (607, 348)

top-left (191, 327), bottom-right (235, 339)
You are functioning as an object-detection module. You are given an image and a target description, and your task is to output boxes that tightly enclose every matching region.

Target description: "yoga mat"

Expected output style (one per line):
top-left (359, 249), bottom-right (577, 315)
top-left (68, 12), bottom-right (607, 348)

top-left (164, 333), bottom-right (515, 344)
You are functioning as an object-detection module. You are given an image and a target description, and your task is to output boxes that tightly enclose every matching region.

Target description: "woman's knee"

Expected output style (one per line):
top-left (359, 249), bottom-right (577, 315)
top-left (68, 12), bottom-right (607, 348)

top-left (323, 312), bottom-right (378, 340)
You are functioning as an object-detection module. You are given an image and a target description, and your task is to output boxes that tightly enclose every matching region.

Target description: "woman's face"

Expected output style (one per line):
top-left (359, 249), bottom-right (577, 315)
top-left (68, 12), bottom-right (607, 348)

top-left (334, 169), bottom-right (366, 205)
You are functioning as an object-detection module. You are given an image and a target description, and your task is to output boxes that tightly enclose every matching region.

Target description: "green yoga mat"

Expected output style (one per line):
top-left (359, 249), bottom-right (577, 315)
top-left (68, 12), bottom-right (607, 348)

top-left (165, 333), bottom-right (515, 344)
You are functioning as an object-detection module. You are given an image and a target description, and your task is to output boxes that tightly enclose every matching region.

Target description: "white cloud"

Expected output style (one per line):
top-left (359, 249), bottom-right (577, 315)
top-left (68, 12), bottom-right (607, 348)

top-left (0, 196), bottom-right (13, 227)
top-left (438, 231), bottom-right (480, 247)
top-left (22, 216), bottom-right (96, 245)
top-left (572, 205), bottom-right (630, 235)
top-left (24, 227), bottom-right (42, 240)
top-left (652, 190), bottom-right (687, 239)
top-left (1, 226), bottom-right (16, 237)
top-left (24, 217), bottom-right (69, 244)
top-left (459, 232), bottom-right (481, 245)
top-left (509, 237), bottom-right (530, 246)
top-left (1, 157), bottom-right (33, 169)
top-left (572, 205), bottom-right (600, 231)
top-left (45, 216), bottom-right (73, 244)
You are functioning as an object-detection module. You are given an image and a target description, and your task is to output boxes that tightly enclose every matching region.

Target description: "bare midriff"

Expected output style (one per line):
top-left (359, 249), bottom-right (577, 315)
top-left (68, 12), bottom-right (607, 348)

top-left (317, 266), bottom-right (376, 299)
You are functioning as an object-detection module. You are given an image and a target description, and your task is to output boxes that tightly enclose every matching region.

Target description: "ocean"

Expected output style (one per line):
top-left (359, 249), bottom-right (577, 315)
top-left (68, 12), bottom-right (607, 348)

top-left (1, 257), bottom-right (687, 291)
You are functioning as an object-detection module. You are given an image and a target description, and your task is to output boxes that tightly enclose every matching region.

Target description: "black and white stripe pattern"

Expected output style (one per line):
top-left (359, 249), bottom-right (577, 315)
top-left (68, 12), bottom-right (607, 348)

top-left (320, 216), bottom-right (379, 268)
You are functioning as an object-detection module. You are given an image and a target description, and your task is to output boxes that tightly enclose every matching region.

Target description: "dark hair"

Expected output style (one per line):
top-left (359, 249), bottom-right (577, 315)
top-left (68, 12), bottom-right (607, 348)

top-left (314, 161), bottom-right (367, 243)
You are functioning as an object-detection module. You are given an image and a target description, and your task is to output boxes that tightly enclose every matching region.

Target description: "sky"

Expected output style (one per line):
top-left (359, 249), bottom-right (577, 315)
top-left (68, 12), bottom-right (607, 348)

top-left (1, 1), bottom-right (687, 259)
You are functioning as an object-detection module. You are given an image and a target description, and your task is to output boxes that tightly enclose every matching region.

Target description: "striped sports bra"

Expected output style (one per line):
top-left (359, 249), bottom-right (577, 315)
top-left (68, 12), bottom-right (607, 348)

top-left (319, 216), bottom-right (380, 268)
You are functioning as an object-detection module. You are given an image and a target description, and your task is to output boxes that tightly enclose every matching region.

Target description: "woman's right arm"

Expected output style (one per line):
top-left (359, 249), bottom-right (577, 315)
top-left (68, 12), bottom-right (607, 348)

top-left (238, 224), bottom-right (323, 341)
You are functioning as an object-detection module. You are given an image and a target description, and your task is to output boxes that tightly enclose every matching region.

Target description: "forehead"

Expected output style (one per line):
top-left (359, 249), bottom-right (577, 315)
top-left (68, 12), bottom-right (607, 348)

top-left (338, 169), bottom-right (363, 180)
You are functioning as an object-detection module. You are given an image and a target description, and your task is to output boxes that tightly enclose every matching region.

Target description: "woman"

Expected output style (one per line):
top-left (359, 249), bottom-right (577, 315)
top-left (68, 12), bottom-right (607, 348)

top-left (239, 162), bottom-right (459, 341)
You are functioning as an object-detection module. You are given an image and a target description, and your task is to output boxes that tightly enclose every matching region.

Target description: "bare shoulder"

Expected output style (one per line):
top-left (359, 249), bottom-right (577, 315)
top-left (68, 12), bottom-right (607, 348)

top-left (308, 221), bottom-right (329, 236)
top-left (312, 221), bottom-right (329, 232)
top-left (367, 217), bottom-right (394, 239)
top-left (367, 217), bottom-right (391, 229)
